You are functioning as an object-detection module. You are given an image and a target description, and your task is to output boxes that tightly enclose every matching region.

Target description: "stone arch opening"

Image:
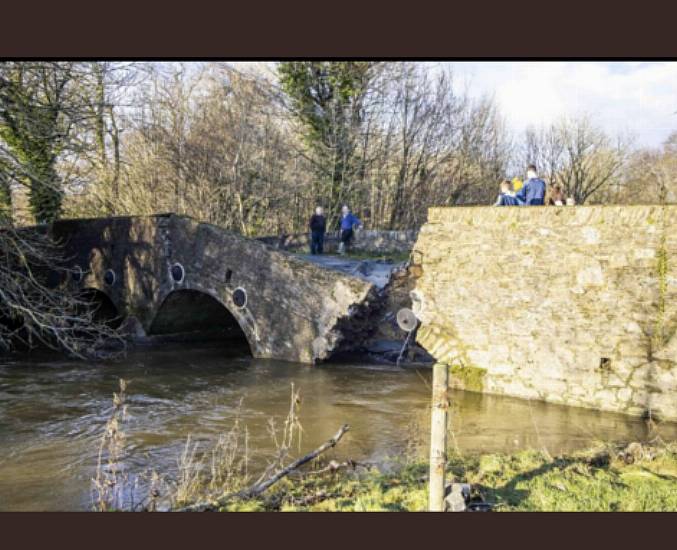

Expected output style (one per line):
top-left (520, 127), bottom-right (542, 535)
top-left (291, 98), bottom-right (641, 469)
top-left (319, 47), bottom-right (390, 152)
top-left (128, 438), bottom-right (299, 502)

top-left (79, 288), bottom-right (123, 329)
top-left (148, 289), bottom-right (251, 354)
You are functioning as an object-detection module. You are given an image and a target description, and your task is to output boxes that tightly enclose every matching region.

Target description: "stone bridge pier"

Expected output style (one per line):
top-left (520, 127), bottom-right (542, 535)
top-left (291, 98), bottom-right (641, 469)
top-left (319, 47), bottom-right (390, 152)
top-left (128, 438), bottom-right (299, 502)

top-left (51, 214), bottom-right (379, 363)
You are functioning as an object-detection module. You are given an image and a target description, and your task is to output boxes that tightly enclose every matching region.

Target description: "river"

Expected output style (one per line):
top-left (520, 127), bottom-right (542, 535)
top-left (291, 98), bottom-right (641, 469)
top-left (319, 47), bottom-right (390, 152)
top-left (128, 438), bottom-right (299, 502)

top-left (1, 342), bottom-right (674, 511)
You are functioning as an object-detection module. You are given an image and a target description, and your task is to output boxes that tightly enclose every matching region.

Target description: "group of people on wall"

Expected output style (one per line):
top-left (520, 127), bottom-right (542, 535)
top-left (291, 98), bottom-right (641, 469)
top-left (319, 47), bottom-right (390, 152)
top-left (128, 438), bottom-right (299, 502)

top-left (494, 164), bottom-right (575, 207)
top-left (306, 164), bottom-right (574, 256)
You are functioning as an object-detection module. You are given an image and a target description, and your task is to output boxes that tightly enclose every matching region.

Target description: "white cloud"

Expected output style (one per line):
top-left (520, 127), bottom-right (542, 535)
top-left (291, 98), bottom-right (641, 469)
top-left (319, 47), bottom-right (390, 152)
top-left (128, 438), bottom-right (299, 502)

top-left (445, 61), bottom-right (677, 148)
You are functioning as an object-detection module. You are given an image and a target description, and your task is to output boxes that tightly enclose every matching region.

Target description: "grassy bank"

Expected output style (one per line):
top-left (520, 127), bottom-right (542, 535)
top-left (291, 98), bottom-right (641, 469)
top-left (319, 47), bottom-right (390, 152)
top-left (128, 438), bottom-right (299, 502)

top-left (220, 442), bottom-right (677, 512)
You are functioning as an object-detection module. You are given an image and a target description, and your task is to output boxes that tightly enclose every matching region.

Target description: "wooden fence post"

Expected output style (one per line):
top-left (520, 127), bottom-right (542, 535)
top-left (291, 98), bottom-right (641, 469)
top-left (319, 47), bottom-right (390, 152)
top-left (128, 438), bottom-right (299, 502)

top-left (429, 362), bottom-right (449, 511)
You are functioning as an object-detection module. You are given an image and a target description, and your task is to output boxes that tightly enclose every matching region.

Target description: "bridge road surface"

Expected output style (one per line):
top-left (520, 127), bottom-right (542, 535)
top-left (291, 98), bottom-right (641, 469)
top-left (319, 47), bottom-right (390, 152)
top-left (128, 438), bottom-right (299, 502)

top-left (298, 255), bottom-right (403, 289)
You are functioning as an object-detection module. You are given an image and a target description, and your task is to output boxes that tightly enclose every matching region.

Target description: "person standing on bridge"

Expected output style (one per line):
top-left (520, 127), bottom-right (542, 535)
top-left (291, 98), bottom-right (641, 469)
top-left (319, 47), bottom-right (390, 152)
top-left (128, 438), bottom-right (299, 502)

top-left (309, 206), bottom-right (326, 255)
top-left (515, 164), bottom-right (547, 206)
top-left (338, 205), bottom-right (362, 255)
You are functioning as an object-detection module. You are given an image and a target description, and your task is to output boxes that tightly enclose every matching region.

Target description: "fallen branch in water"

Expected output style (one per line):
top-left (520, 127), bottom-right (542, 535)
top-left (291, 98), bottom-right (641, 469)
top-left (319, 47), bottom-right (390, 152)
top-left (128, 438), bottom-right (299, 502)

top-left (180, 423), bottom-right (350, 512)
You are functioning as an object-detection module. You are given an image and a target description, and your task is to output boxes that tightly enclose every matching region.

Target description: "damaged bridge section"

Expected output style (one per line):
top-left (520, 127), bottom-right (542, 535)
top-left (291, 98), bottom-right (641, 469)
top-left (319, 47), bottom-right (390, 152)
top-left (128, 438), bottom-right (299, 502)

top-left (50, 214), bottom-right (379, 363)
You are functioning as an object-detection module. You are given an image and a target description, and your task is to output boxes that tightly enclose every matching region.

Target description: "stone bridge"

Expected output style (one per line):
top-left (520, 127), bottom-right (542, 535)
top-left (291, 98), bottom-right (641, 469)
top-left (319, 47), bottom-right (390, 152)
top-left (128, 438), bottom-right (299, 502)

top-left (44, 207), bottom-right (677, 421)
top-left (50, 214), bottom-right (380, 363)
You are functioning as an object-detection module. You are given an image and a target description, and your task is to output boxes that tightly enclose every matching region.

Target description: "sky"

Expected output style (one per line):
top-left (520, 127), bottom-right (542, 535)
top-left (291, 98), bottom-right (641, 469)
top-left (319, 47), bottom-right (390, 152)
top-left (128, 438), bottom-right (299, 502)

top-left (443, 61), bottom-right (677, 148)
top-left (213, 61), bottom-right (677, 149)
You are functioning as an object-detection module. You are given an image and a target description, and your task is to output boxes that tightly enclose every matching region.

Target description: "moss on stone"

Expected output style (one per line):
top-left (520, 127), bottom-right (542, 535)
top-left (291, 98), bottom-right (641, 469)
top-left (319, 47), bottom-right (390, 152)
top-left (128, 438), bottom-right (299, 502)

top-left (449, 362), bottom-right (487, 393)
top-left (654, 233), bottom-right (668, 349)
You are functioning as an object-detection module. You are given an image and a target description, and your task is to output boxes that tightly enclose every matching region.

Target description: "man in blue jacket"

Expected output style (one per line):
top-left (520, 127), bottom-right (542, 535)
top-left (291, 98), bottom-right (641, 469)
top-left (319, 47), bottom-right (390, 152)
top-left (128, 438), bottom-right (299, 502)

top-left (515, 164), bottom-right (546, 205)
top-left (338, 205), bottom-right (362, 255)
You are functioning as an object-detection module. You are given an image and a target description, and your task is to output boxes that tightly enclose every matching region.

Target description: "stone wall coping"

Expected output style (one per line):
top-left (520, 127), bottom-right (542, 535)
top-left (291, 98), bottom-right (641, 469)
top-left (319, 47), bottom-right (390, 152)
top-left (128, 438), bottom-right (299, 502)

top-left (259, 228), bottom-right (418, 240)
top-left (427, 205), bottom-right (677, 226)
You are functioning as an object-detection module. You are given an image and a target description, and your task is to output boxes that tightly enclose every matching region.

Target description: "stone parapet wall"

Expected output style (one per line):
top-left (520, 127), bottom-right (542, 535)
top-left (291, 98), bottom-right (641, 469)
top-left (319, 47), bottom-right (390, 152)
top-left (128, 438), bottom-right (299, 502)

top-left (412, 205), bottom-right (677, 420)
top-left (258, 229), bottom-right (418, 255)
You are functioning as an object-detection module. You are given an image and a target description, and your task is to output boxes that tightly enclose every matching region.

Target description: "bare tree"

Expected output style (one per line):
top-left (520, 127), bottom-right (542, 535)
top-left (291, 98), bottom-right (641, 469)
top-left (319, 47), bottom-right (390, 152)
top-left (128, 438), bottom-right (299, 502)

top-left (72, 62), bottom-right (139, 211)
top-left (0, 62), bottom-right (129, 356)
top-left (559, 116), bottom-right (632, 204)
top-left (609, 132), bottom-right (677, 205)
top-left (520, 116), bottom-right (632, 204)
top-left (0, 222), bottom-right (125, 356)
top-left (522, 124), bottom-right (566, 185)
top-left (357, 63), bottom-right (510, 229)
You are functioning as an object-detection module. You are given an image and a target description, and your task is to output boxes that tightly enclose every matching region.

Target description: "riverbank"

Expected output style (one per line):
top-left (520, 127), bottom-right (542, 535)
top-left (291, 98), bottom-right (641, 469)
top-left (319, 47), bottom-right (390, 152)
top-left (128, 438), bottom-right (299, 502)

top-left (218, 441), bottom-right (677, 511)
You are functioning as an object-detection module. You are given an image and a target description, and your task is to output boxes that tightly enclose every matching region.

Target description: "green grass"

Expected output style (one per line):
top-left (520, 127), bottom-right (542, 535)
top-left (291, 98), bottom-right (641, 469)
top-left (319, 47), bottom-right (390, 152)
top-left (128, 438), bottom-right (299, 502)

top-left (464, 445), bottom-right (677, 511)
top-left (219, 463), bottom-right (430, 512)
top-left (216, 442), bottom-right (677, 512)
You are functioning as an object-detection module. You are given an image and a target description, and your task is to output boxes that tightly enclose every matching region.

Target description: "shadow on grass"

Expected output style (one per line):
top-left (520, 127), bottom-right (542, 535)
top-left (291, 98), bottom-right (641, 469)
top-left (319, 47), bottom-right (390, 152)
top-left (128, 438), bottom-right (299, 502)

top-left (473, 456), bottom-right (588, 509)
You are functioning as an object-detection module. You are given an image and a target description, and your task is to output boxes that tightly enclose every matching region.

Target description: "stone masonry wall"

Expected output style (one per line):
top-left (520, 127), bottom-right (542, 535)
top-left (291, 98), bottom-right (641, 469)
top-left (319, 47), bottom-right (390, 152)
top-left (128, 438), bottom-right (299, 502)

top-left (258, 229), bottom-right (417, 255)
top-left (412, 205), bottom-right (677, 421)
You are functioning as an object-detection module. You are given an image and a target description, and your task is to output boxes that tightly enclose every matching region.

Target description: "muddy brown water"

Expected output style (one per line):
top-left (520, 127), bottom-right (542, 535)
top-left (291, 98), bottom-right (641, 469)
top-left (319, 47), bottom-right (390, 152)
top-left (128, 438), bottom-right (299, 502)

top-left (1, 342), bottom-right (675, 511)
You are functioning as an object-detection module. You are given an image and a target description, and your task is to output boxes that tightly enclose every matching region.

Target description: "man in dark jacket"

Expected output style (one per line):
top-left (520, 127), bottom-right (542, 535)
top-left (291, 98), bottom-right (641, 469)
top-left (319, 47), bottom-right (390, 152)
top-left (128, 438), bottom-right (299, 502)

top-left (309, 206), bottom-right (326, 254)
top-left (516, 164), bottom-right (546, 205)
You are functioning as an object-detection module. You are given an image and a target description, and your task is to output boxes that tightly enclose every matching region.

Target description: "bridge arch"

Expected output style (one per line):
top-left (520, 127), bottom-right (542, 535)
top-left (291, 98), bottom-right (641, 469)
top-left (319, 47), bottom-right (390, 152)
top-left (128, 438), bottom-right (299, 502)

top-left (148, 288), bottom-right (254, 354)
top-left (78, 288), bottom-right (123, 329)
